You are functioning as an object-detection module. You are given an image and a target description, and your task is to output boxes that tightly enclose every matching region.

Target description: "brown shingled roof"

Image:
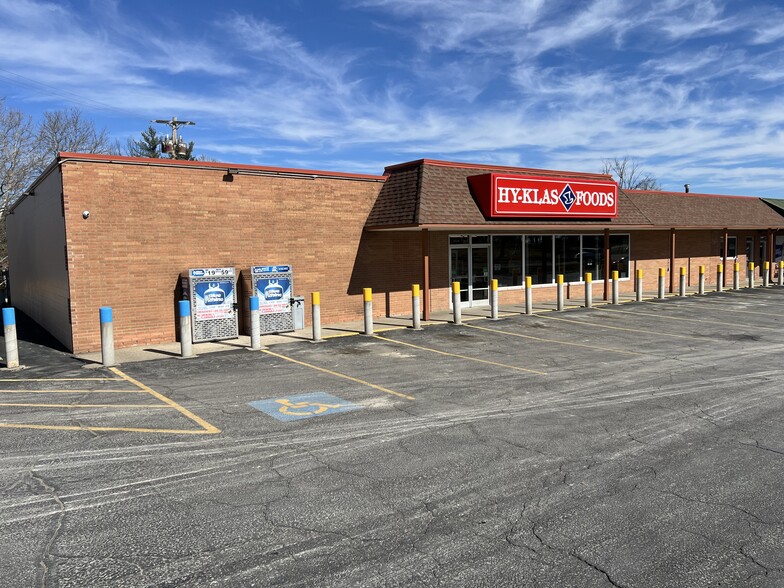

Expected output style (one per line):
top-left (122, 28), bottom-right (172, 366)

top-left (366, 159), bottom-right (784, 230)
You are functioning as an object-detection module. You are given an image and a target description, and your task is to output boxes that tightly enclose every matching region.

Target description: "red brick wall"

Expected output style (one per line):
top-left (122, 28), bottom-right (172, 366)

top-left (62, 161), bottom-right (383, 353)
top-left (61, 160), bottom-right (777, 353)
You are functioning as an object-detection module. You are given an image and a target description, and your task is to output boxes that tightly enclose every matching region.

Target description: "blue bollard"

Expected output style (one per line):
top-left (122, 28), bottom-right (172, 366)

top-left (99, 306), bottom-right (115, 366)
top-left (3, 307), bottom-right (19, 368)
top-left (249, 296), bottom-right (261, 350)
top-left (178, 300), bottom-right (193, 358)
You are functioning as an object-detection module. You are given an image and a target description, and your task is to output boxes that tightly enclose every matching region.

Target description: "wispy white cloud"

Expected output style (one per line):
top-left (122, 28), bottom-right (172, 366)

top-left (0, 0), bottom-right (782, 195)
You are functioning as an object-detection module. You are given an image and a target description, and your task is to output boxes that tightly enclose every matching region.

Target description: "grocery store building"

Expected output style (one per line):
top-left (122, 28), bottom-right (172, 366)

top-left (8, 153), bottom-right (784, 354)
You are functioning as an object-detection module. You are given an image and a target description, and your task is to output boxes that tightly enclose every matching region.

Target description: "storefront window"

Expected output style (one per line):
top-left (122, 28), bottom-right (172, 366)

top-left (554, 235), bottom-right (581, 282)
top-left (525, 235), bottom-right (553, 284)
top-left (492, 236), bottom-right (523, 287)
top-left (720, 236), bottom-right (737, 259)
top-left (581, 235), bottom-right (604, 281)
top-left (609, 235), bottom-right (630, 278)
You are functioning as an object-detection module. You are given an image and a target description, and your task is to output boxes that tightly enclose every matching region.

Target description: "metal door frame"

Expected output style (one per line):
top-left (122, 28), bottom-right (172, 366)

top-left (449, 236), bottom-right (490, 308)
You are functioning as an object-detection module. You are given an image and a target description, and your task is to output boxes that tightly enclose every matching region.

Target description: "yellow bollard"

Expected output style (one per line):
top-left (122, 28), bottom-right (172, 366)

top-left (363, 288), bottom-right (373, 335)
top-left (311, 292), bottom-right (322, 342)
top-left (585, 272), bottom-right (593, 308)
top-left (556, 274), bottom-right (564, 311)
top-left (452, 281), bottom-right (462, 325)
top-left (411, 284), bottom-right (421, 330)
top-left (490, 279), bottom-right (499, 320)
top-left (635, 268), bottom-right (643, 302)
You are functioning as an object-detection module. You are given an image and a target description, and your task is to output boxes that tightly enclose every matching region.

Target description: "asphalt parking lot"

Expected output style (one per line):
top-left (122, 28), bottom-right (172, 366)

top-left (2, 288), bottom-right (784, 587)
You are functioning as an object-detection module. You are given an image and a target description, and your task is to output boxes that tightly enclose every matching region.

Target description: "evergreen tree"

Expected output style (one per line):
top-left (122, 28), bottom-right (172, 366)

top-left (126, 126), bottom-right (162, 158)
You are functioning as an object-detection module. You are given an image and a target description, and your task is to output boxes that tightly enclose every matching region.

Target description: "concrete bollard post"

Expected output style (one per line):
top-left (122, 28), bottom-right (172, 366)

top-left (679, 267), bottom-right (686, 297)
top-left (363, 288), bottom-right (374, 335)
top-left (658, 268), bottom-right (666, 299)
top-left (412, 285), bottom-right (422, 329)
top-left (525, 276), bottom-right (533, 315)
top-left (748, 262), bottom-right (755, 289)
top-left (179, 300), bottom-right (194, 357)
top-left (556, 274), bottom-right (564, 311)
top-left (779, 261), bottom-right (784, 287)
top-left (99, 306), bottom-right (115, 367)
top-left (636, 269), bottom-right (643, 302)
top-left (611, 271), bottom-right (619, 304)
top-left (698, 266), bottom-right (705, 295)
top-left (249, 296), bottom-right (261, 350)
top-left (584, 272), bottom-right (593, 308)
top-left (311, 292), bottom-right (323, 341)
top-left (452, 281), bottom-right (462, 325)
top-left (764, 261), bottom-right (770, 288)
top-left (2, 307), bottom-right (19, 369)
top-left (733, 262), bottom-right (740, 290)
top-left (490, 279), bottom-right (499, 320)
top-left (717, 264), bottom-right (723, 292)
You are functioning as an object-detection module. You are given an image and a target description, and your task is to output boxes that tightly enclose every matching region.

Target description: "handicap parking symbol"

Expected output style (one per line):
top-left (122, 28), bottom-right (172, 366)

top-left (249, 392), bottom-right (361, 422)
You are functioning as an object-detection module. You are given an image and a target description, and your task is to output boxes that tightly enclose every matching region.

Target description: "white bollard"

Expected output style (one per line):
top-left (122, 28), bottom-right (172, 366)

top-left (412, 285), bottom-right (422, 329)
top-left (717, 265), bottom-right (723, 292)
top-left (763, 262), bottom-right (770, 288)
top-left (452, 282), bottom-right (462, 325)
top-left (2, 307), bottom-right (19, 369)
top-left (312, 292), bottom-right (323, 341)
top-left (363, 288), bottom-right (374, 335)
top-left (698, 266), bottom-right (705, 295)
top-left (636, 269), bottom-right (643, 302)
top-left (99, 306), bottom-right (115, 367)
top-left (525, 276), bottom-right (533, 315)
top-left (748, 262), bottom-right (755, 289)
top-left (733, 263), bottom-right (740, 289)
top-left (179, 300), bottom-right (194, 357)
top-left (249, 296), bottom-right (261, 350)
top-left (611, 271), bottom-right (619, 304)
top-left (584, 273), bottom-right (593, 308)
top-left (779, 261), bottom-right (784, 287)
top-left (658, 268), bottom-right (666, 299)
top-left (679, 267), bottom-right (686, 297)
top-left (556, 274), bottom-right (564, 311)
top-left (490, 279), bottom-right (499, 320)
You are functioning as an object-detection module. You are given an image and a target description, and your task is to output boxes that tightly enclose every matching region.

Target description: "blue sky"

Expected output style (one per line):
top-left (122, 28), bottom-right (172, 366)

top-left (1, 0), bottom-right (783, 195)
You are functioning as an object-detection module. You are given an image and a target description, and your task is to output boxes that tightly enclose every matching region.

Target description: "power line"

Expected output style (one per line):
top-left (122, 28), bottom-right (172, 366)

top-left (0, 67), bottom-right (144, 119)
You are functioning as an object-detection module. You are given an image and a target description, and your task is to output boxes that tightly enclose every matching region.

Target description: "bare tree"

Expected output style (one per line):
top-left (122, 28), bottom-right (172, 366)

top-left (0, 102), bottom-right (119, 260)
top-left (0, 100), bottom-right (38, 221)
top-left (37, 108), bottom-right (120, 161)
top-left (601, 156), bottom-right (661, 191)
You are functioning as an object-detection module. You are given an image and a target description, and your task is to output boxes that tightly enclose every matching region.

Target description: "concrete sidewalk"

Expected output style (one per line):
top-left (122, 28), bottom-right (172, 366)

top-left (74, 285), bottom-right (716, 364)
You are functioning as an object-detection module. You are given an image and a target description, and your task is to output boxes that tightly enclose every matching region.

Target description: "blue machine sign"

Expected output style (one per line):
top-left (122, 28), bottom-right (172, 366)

top-left (252, 265), bottom-right (292, 315)
top-left (193, 280), bottom-right (234, 321)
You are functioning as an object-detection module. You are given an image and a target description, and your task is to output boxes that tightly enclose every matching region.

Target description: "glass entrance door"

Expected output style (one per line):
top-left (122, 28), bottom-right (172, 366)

top-left (471, 246), bottom-right (489, 305)
top-left (449, 239), bottom-right (489, 307)
top-left (450, 246), bottom-right (469, 304)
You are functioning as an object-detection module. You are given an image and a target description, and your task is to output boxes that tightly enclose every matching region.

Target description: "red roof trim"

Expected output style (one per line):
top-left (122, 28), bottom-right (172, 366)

top-left (57, 152), bottom-right (387, 181)
top-left (626, 189), bottom-right (762, 201)
top-left (383, 158), bottom-right (613, 181)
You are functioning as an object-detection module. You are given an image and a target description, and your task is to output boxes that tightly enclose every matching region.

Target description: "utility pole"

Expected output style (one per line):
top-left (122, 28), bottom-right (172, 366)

top-left (151, 116), bottom-right (195, 159)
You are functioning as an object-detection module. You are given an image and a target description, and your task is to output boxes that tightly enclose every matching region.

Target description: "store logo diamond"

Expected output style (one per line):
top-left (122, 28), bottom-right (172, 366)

top-left (559, 184), bottom-right (576, 211)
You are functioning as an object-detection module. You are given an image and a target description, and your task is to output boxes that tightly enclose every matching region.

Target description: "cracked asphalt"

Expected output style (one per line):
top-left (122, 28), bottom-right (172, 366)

top-left (2, 288), bottom-right (784, 587)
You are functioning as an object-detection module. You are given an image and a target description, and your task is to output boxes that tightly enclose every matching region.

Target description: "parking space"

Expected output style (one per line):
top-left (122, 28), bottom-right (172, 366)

top-left (2, 288), bottom-right (784, 586)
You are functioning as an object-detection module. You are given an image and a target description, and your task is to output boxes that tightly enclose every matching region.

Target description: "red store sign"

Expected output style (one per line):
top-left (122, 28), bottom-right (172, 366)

top-left (468, 173), bottom-right (618, 219)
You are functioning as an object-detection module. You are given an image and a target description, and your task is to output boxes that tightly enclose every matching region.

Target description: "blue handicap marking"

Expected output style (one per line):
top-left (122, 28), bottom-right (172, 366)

top-left (249, 392), bottom-right (361, 422)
